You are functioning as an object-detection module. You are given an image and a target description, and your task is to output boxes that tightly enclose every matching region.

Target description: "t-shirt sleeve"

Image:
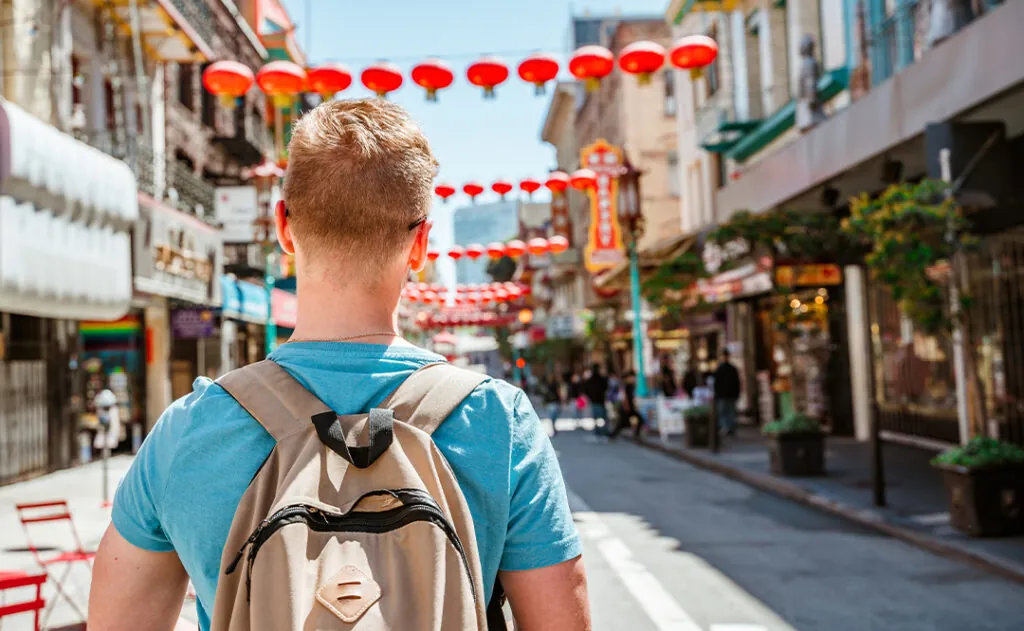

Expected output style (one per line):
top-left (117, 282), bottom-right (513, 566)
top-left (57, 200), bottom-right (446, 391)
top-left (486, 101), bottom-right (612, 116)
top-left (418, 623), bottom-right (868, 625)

top-left (111, 390), bottom-right (194, 552)
top-left (500, 390), bottom-right (582, 571)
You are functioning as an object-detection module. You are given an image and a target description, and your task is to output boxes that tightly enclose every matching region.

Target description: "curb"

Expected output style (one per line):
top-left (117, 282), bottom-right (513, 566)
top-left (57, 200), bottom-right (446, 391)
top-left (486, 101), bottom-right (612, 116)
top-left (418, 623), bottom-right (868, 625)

top-left (635, 436), bottom-right (1024, 587)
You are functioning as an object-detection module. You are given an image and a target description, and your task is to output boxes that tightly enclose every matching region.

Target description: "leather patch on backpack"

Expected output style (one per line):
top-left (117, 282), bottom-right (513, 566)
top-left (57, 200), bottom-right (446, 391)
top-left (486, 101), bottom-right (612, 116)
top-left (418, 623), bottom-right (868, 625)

top-left (315, 566), bottom-right (381, 624)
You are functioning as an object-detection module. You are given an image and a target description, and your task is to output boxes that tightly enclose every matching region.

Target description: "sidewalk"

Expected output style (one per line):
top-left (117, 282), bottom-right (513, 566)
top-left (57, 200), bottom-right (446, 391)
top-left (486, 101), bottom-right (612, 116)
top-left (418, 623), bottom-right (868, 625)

top-left (636, 425), bottom-right (1024, 584)
top-left (0, 457), bottom-right (199, 630)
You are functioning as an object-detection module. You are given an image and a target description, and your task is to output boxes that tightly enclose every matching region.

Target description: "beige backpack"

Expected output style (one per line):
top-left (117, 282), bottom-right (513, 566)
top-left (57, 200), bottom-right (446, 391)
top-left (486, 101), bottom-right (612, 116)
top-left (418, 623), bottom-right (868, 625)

top-left (211, 360), bottom-right (507, 630)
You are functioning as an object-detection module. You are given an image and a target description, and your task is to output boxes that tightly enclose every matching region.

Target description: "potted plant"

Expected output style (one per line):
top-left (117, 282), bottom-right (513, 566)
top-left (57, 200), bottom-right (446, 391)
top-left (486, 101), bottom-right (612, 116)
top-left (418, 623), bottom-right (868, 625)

top-left (683, 405), bottom-right (714, 448)
top-left (932, 437), bottom-right (1024, 537)
top-left (762, 412), bottom-right (825, 476)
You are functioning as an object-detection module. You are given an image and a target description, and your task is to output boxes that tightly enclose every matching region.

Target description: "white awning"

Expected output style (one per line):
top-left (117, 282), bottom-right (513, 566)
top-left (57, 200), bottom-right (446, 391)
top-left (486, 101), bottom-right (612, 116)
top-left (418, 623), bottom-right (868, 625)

top-left (0, 101), bottom-right (137, 320)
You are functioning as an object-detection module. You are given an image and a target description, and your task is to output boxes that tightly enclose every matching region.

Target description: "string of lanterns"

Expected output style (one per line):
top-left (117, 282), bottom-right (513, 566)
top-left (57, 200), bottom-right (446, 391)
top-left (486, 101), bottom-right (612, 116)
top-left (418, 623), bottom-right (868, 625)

top-left (202, 35), bottom-right (719, 110)
top-left (424, 235), bottom-right (570, 263)
top-left (403, 281), bottom-right (531, 305)
top-left (434, 170), bottom-right (596, 203)
top-left (415, 311), bottom-right (517, 330)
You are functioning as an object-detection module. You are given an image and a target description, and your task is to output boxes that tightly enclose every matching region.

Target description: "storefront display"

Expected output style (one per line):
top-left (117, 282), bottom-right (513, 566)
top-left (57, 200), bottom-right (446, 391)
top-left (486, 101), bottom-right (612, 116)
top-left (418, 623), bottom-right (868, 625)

top-left (79, 314), bottom-right (145, 452)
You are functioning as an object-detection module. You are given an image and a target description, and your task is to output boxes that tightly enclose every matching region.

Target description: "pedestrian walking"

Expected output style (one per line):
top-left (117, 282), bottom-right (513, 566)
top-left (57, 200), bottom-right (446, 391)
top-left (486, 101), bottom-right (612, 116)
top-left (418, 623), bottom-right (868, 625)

top-left (89, 99), bottom-right (590, 631)
top-left (609, 370), bottom-right (647, 439)
top-left (659, 359), bottom-right (678, 397)
top-left (714, 349), bottom-right (742, 437)
top-left (542, 373), bottom-right (563, 437)
top-left (682, 363), bottom-right (700, 399)
top-left (583, 363), bottom-right (610, 438)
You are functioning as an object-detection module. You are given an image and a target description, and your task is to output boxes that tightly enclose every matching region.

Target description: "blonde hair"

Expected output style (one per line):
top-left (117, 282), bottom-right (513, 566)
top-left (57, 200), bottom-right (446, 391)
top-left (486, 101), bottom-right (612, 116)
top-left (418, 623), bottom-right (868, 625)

top-left (282, 98), bottom-right (436, 273)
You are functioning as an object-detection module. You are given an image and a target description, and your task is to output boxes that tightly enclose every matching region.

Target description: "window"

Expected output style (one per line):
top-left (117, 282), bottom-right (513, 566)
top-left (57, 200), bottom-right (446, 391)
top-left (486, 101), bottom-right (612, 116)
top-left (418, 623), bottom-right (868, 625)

top-left (178, 63), bottom-right (194, 110)
top-left (663, 69), bottom-right (677, 117)
top-left (706, 24), bottom-right (720, 98)
top-left (667, 151), bottom-right (680, 198)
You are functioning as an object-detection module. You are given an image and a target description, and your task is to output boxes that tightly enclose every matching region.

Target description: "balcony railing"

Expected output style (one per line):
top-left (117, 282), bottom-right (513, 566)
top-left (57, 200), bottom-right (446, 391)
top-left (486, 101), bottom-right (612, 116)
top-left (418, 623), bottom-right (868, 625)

top-left (84, 131), bottom-right (215, 221)
top-left (869, 0), bottom-right (1004, 86)
top-left (695, 90), bottom-right (762, 153)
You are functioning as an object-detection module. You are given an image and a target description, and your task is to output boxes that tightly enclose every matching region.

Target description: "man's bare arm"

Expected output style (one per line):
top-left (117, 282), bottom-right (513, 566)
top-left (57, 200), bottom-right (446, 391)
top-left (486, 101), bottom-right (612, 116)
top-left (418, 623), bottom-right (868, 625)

top-left (88, 525), bottom-right (189, 631)
top-left (500, 555), bottom-right (591, 631)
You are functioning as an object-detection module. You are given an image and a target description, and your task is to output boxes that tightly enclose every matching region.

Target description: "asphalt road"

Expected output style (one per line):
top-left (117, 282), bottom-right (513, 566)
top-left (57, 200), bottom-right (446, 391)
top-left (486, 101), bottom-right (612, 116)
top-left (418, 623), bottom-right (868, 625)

top-left (550, 424), bottom-right (1024, 631)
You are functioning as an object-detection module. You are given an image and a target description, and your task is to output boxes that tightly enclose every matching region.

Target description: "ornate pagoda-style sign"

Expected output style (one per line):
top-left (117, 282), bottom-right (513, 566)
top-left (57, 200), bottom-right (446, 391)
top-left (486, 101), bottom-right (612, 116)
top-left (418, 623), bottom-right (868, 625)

top-left (580, 139), bottom-right (626, 273)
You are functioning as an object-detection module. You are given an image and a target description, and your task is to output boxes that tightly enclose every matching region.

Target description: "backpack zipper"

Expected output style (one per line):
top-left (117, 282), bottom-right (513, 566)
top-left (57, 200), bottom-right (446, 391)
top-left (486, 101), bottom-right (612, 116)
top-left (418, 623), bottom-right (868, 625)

top-left (225, 489), bottom-right (476, 604)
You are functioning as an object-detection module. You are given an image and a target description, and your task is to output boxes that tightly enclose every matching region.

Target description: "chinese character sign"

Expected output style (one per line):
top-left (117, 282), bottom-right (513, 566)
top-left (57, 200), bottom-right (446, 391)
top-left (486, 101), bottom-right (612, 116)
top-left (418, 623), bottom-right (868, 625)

top-left (551, 193), bottom-right (571, 239)
top-left (581, 139), bottom-right (625, 274)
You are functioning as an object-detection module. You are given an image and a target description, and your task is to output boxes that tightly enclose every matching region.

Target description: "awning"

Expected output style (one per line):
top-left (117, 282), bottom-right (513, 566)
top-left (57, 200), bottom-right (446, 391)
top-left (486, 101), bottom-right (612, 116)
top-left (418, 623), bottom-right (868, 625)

top-left (220, 276), bottom-right (269, 324)
top-left (0, 100), bottom-right (138, 320)
top-left (594, 232), bottom-right (697, 291)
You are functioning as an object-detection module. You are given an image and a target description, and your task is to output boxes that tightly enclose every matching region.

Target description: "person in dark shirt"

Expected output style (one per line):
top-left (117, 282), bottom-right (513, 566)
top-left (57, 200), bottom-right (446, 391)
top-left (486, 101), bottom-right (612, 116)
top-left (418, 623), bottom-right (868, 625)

top-left (583, 363), bottom-right (609, 437)
top-left (660, 360), bottom-right (678, 397)
top-left (542, 373), bottom-right (563, 437)
top-left (713, 349), bottom-right (742, 436)
top-left (682, 364), bottom-right (700, 399)
top-left (609, 370), bottom-right (647, 439)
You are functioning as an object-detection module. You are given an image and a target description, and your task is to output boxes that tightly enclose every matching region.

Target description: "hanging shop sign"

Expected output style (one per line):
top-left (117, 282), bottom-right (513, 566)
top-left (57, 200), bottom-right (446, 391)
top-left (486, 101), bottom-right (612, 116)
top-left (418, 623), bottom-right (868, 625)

top-left (698, 259), bottom-right (774, 303)
top-left (580, 139), bottom-right (626, 273)
top-left (774, 263), bottom-right (842, 287)
top-left (133, 197), bottom-right (223, 306)
top-left (214, 185), bottom-right (282, 244)
top-left (551, 192), bottom-right (571, 239)
top-left (170, 308), bottom-right (217, 339)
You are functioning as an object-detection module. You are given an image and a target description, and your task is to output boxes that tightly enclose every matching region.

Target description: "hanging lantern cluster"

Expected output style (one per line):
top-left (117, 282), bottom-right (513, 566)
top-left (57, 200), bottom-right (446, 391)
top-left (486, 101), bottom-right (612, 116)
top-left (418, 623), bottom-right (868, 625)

top-left (432, 171), bottom-right (585, 204)
top-left (403, 281), bottom-right (530, 305)
top-left (417, 311), bottom-right (517, 330)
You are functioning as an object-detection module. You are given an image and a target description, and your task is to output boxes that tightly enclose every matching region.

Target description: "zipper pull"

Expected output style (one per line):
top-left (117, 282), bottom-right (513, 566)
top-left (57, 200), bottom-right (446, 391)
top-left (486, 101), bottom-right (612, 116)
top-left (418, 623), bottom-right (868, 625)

top-left (224, 519), bottom-right (269, 575)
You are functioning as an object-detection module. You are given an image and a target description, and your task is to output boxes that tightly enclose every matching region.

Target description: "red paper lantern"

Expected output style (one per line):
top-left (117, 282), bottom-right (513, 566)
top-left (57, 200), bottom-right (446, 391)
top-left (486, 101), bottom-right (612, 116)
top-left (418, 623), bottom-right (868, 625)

top-left (548, 235), bottom-right (570, 254)
top-left (570, 168), bottom-right (598, 190)
top-left (203, 61), bottom-right (254, 108)
top-left (486, 242), bottom-right (507, 259)
top-left (466, 56), bottom-right (510, 99)
top-left (505, 240), bottom-right (527, 258)
top-left (481, 290), bottom-right (496, 303)
top-left (465, 243), bottom-right (485, 260)
top-left (491, 179), bottom-right (514, 199)
top-left (405, 288), bottom-right (421, 302)
top-left (361, 62), bottom-right (404, 98)
top-left (427, 249), bottom-right (440, 262)
top-left (527, 238), bottom-right (549, 256)
top-left (619, 41), bottom-right (667, 85)
top-left (670, 35), bottom-right (719, 79)
top-left (306, 63), bottom-right (353, 99)
top-left (465, 293), bottom-right (480, 305)
top-left (256, 61), bottom-right (307, 108)
top-left (494, 288), bottom-right (510, 302)
top-left (411, 58), bottom-right (454, 102)
top-left (463, 182), bottom-right (484, 201)
top-left (517, 52), bottom-right (560, 95)
top-left (519, 178), bottom-right (542, 197)
top-left (421, 290), bottom-right (438, 304)
top-left (569, 45), bottom-right (614, 92)
top-left (435, 183), bottom-right (456, 202)
top-left (448, 246), bottom-right (465, 261)
top-left (545, 171), bottom-right (570, 194)
top-left (506, 285), bottom-right (524, 300)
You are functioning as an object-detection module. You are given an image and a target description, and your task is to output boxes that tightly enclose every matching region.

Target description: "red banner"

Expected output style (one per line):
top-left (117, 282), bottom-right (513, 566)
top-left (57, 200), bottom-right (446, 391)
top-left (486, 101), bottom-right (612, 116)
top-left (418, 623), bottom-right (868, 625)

top-left (581, 139), bottom-right (625, 273)
top-left (550, 192), bottom-right (571, 240)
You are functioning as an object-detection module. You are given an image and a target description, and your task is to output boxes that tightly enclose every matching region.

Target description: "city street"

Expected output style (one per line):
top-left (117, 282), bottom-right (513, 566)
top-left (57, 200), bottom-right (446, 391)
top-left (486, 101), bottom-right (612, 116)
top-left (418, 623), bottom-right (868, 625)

top-left (3, 424), bottom-right (1024, 630)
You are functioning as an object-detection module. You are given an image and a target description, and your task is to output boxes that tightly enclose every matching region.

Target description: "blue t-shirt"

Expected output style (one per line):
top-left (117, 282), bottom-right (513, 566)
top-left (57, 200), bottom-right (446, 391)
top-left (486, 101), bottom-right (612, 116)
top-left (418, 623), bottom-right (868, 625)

top-left (112, 342), bottom-right (581, 630)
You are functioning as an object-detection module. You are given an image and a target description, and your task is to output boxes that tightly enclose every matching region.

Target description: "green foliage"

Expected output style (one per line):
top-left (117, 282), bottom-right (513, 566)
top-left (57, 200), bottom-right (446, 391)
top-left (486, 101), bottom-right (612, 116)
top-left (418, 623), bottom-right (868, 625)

top-left (708, 208), bottom-right (849, 267)
top-left (642, 251), bottom-right (707, 303)
top-left (932, 436), bottom-right (1024, 470)
top-left (687, 405), bottom-right (711, 418)
top-left (762, 412), bottom-right (822, 436)
top-left (841, 179), bottom-right (973, 336)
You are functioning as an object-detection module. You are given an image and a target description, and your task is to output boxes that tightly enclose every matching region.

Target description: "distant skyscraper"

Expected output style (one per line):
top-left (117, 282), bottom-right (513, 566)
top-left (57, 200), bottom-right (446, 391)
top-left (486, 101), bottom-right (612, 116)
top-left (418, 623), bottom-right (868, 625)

top-left (452, 200), bottom-right (519, 285)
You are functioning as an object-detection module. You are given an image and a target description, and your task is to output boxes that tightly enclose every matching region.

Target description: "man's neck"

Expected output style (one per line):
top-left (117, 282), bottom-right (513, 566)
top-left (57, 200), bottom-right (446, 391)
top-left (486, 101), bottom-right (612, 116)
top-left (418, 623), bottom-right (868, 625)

top-left (288, 275), bottom-right (405, 345)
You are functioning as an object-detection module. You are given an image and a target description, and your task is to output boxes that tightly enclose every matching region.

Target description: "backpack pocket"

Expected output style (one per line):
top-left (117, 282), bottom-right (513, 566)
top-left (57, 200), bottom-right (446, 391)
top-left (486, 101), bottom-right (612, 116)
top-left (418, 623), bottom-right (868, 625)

top-left (225, 489), bottom-right (478, 630)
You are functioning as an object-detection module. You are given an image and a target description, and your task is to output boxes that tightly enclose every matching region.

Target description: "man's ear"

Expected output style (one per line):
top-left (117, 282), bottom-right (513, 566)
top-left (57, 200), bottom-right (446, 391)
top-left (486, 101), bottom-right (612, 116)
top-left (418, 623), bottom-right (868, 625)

top-left (408, 220), bottom-right (432, 273)
top-left (274, 200), bottom-right (295, 255)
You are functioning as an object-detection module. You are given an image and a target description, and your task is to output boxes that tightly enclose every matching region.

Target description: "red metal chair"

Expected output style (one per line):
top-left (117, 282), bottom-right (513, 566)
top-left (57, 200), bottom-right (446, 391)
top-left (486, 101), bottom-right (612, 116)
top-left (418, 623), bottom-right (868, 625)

top-left (15, 501), bottom-right (96, 625)
top-left (0, 570), bottom-right (46, 631)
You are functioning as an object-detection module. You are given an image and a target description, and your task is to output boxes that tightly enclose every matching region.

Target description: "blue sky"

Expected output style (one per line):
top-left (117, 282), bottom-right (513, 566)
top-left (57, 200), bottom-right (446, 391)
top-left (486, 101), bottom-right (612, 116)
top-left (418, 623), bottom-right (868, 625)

top-left (280, 0), bottom-right (670, 281)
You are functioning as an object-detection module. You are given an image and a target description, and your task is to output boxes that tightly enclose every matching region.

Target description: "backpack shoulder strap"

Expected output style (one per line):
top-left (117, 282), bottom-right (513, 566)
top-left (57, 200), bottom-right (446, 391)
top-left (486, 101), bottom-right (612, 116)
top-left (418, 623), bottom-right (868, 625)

top-left (217, 360), bottom-right (331, 441)
top-left (379, 363), bottom-right (488, 435)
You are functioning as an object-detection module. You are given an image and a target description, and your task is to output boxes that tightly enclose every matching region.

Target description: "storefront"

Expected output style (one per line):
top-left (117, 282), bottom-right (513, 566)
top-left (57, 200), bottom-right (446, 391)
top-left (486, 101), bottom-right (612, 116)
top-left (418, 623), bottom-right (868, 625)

top-left (132, 193), bottom-right (223, 426)
top-left (220, 275), bottom-right (270, 371)
top-left (0, 100), bottom-right (137, 482)
top-left (78, 314), bottom-right (146, 452)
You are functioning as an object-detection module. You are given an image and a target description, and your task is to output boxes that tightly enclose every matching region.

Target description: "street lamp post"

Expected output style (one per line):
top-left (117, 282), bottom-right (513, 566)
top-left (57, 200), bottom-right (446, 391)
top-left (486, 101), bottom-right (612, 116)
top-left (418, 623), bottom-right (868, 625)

top-left (617, 153), bottom-right (649, 398)
top-left (245, 160), bottom-right (285, 357)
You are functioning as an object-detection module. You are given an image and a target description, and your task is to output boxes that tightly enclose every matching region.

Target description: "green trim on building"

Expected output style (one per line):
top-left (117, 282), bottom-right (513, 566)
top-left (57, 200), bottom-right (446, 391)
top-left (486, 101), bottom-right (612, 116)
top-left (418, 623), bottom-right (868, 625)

top-left (726, 68), bottom-right (849, 163)
top-left (672, 0), bottom-right (696, 24)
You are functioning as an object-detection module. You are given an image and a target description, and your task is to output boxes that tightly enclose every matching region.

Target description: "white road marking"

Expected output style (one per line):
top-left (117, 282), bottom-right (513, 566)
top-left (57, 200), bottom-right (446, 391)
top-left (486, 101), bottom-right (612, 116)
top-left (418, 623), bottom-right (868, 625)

top-left (568, 488), bottom-right (704, 631)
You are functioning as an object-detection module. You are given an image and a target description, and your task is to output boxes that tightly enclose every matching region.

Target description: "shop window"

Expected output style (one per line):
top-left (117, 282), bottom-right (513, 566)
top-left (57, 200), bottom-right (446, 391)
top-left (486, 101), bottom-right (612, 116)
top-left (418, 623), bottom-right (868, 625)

top-left (178, 63), bottom-right (194, 111)
top-left (663, 69), bottom-right (677, 117)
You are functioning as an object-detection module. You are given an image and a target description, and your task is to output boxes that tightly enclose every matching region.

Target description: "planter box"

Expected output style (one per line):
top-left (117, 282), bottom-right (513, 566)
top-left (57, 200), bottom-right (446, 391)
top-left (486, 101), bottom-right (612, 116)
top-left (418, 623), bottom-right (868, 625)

top-left (935, 463), bottom-right (1024, 537)
top-left (768, 431), bottom-right (825, 476)
top-left (684, 414), bottom-right (715, 448)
